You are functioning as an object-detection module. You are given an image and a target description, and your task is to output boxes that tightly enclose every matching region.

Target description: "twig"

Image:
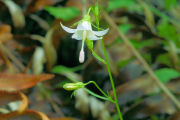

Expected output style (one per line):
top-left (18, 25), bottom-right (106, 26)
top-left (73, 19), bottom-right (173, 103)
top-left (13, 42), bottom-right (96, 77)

top-left (0, 44), bottom-right (25, 71)
top-left (102, 11), bottom-right (180, 109)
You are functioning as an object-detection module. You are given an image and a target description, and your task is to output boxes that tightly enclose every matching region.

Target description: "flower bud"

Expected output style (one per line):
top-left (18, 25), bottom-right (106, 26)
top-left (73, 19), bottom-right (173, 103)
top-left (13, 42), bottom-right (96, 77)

top-left (63, 82), bottom-right (85, 91)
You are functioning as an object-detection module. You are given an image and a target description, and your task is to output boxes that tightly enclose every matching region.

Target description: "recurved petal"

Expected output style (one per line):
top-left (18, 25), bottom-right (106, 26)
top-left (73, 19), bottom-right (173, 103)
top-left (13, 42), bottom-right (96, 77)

top-left (72, 31), bottom-right (83, 40)
top-left (93, 28), bottom-right (109, 36)
top-left (87, 31), bottom-right (102, 40)
top-left (60, 23), bottom-right (76, 33)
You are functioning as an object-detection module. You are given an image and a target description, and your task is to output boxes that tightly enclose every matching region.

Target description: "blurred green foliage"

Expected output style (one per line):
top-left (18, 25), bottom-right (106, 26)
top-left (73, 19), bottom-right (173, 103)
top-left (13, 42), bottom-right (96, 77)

top-left (165, 0), bottom-right (177, 10)
top-left (107, 0), bottom-right (142, 12)
top-left (155, 68), bottom-right (180, 83)
top-left (45, 6), bottom-right (80, 21)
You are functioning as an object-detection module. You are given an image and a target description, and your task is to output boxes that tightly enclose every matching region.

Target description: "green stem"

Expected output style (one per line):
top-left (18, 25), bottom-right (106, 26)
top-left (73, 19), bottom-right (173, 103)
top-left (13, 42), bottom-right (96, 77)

top-left (84, 88), bottom-right (114, 102)
top-left (85, 81), bottom-right (110, 98)
top-left (100, 39), bottom-right (123, 120)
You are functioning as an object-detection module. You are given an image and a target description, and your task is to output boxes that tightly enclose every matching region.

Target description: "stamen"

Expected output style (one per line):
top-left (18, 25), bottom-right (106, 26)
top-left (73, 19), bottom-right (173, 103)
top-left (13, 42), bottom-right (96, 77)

top-left (79, 31), bottom-right (87, 63)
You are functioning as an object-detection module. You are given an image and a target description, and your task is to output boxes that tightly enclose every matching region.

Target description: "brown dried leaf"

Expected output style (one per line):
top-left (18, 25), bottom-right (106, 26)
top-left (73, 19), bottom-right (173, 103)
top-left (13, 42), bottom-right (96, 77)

top-left (168, 111), bottom-right (180, 120)
top-left (66, 0), bottom-right (108, 11)
top-left (0, 73), bottom-right (54, 91)
top-left (66, 0), bottom-right (82, 10)
top-left (0, 91), bottom-right (28, 119)
top-left (4, 109), bottom-right (49, 120)
top-left (50, 118), bottom-right (79, 120)
top-left (0, 25), bottom-right (16, 72)
top-left (0, 47), bottom-right (15, 73)
top-left (25, 0), bottom-right (58, 14)
top-left (0, 25), bottom-right (13, 44)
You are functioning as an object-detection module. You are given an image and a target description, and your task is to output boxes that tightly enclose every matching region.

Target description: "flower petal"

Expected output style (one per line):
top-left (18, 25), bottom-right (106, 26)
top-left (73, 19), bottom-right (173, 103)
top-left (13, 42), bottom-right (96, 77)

top-left (72, 31), bottom-right (83, 40)
top-left (87, 31), bottom-right (102, 40)
top-left (93, 28), bottom-right (109, 36)
top-left (77, 21), bottom-right (92, 30)
top-left (60, 23), bottom-right (76, 33)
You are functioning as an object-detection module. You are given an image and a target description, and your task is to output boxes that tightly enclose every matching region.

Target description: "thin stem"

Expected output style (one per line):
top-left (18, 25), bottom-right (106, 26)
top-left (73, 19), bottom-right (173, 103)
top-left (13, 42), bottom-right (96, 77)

top-left (100, 39), bottom-right (123, 120)
top-left (102, 11), bottom-right (180, 109)
top-left (85, 81), bottom-right (110, 98)
top-left (92, 6), bottom-right (123, 119)
top-left (81, 0), bottom-right (87, 16)
top-left (84, 88), bottom-right (114, 102)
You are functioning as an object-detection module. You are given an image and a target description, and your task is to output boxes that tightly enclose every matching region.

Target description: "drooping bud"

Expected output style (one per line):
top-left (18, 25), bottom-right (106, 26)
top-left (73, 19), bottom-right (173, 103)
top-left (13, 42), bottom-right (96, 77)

top-left (63, 82), bottom-right (85, 91)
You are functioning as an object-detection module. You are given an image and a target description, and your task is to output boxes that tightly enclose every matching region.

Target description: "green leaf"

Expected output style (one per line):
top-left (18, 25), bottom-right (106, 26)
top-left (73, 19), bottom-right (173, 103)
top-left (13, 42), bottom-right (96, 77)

top-left (156, 54), bottom-right (172, 67)
top-left (117, 59), bottom-right (131, 68)
top-left (51, 65), bottom-right (82, 83)
top-left (149, 5), bottom-right (180, 26)
top-left (45, 6), bottom-right (80, 21)
top-left (155, 68), bottom-right (180, 83)
top-left (107, 0), bottom-right (142, 12)
top-left (165, 0), bottom-right (177, 10)
top-left (118, 24), bottom-right (133, 34)
top-left (131, 39), bottom-right (154, 49)
top-left (157, 19), bottom-right (180, 47)
top-left (51, 65), bottom-right (82, 74)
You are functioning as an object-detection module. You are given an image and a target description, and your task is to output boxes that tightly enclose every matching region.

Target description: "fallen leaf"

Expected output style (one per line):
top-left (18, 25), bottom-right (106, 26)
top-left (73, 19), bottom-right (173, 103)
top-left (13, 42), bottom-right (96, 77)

top-left (0, 25), bottom-right (13, 44)
top-left (0, 91), bottom-right (28, 119)
top-left (3, 109), bottom-right (49, 120)
top-left (50, 118), bottom-right (79, 120)
top-left (25, 0), bottom-right (58, 14)
top-left (0, 74), bottom-right (54, 91)
top-left (66, 0), bottom-right (108, 11)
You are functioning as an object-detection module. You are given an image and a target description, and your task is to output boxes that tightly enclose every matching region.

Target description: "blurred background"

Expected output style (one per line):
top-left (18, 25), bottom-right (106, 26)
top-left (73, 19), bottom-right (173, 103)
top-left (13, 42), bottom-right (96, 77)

top-left (0, 0), bottom-right (180, 120)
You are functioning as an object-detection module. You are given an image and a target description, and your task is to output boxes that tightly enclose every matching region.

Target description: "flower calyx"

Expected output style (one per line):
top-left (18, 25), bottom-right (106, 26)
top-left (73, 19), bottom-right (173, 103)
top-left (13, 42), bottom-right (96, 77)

top-left (63, 82), bottom-right (85, 91)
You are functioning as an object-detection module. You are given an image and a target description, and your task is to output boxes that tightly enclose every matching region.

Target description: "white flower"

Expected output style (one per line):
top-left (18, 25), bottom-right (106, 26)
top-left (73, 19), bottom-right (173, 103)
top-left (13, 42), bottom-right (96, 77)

top-left (60, 21), bottom-right (109, 63)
